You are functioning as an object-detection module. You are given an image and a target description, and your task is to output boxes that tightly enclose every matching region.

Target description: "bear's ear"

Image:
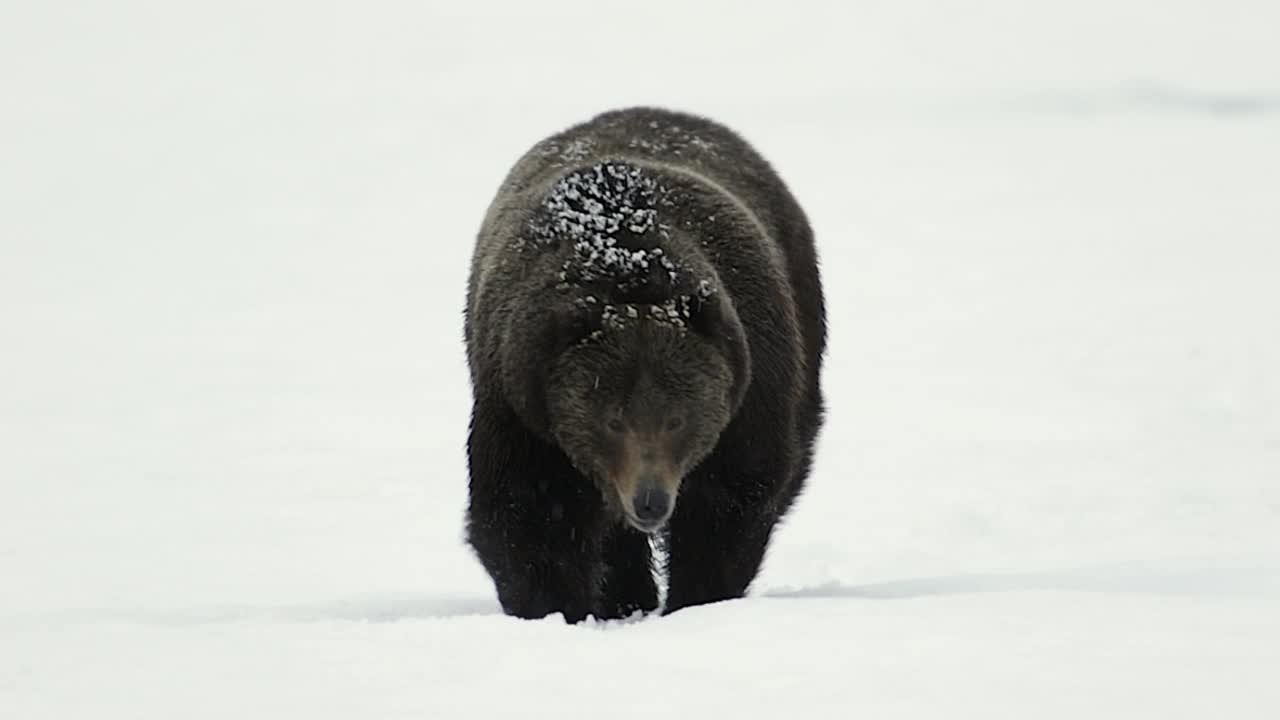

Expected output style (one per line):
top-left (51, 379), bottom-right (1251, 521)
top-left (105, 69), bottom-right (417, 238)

top-left (687, 286), bottom-right (721, 337)
top-left (547, 300), bottom-right (602, 356)
top-left (548, 304), bottom-right (586, 357)
top-left (689, 290), bottom-right (752, 415)
top-left (502, 299), bottom-right (597, 438)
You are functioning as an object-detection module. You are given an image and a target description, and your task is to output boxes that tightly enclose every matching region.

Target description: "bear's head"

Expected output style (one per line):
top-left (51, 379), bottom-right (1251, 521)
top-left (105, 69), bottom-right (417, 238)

top-left (542, 288), bottom-right (750, 533)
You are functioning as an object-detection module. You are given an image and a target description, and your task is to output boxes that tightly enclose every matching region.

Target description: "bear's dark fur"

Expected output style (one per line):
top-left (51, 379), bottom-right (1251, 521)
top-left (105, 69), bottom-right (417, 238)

top-left (465, 107), bottom-right (825, 621)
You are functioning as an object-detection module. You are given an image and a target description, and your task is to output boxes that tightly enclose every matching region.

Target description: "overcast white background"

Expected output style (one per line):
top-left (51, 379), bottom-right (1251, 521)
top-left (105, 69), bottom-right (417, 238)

top-left (3, 1), bottom-right (1279, 717)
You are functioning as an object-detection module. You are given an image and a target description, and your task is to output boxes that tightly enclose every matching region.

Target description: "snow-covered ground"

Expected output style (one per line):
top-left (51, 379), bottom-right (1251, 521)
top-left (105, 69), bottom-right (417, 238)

top-left (3, 1), bottom-right (1279, 717)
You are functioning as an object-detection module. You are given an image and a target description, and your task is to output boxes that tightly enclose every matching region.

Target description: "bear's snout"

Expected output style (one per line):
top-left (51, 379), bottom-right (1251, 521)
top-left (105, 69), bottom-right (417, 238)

top-left (631, 484), bottom-right (671, 531)
top-left (612, 434), bottom-right (680, 532)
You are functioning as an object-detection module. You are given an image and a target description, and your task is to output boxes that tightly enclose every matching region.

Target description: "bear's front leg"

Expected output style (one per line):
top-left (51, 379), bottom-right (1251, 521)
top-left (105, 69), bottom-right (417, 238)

top-left (466, 399), bottom-right (607, 623)
top-left (595, 526), bottom-right (659, 619)
top-left (663, 469), bottom-right (788, 614)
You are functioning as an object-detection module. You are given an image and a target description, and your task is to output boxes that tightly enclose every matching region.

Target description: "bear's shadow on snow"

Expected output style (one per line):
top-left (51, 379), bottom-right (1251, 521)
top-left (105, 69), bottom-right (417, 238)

top-left (48, 556), bottom-right (1280, 626)
top-left (56, 594), bottom-right (503, 626)
top-left (764, 556), bottom-right (1280, 600)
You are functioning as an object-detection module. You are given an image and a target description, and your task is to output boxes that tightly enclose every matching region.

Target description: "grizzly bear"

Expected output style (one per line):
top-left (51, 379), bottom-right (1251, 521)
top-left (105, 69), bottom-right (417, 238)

top-left (465, 107), bottom-right (825, 622)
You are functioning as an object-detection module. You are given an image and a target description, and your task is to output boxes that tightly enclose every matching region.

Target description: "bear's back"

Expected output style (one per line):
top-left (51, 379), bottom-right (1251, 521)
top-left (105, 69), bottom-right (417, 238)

top-left (499, 108), bottom-right (796, 244)
top-left (555, 109), bottom-right (823, 405)
top-left (470, 109), bottom-right (824, 442)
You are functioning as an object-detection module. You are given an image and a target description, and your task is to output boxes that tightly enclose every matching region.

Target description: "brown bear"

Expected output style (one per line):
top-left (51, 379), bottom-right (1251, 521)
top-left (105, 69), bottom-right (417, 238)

top-left (465, 107), bottom-right (825, 621)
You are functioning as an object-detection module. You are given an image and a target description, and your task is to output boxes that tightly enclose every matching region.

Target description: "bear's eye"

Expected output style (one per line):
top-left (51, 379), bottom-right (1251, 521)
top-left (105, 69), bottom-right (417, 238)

top-left (607, 418), bottom-right (626, 434)
top-left (665, 416), bottom-right (685, 432)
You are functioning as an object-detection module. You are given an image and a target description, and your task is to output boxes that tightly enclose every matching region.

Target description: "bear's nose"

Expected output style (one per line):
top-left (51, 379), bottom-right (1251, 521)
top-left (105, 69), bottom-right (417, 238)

top-left (632, 486), bottom-right (670, 526)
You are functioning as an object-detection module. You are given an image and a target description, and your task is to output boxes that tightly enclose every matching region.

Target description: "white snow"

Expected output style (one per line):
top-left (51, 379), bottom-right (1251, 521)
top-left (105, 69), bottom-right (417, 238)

top-left (3, 1), bottom-right (1279, 718)
top-left (534, 163), bottom-right (660, 247)
top-left (538, 161), bottom-right (675, 296)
